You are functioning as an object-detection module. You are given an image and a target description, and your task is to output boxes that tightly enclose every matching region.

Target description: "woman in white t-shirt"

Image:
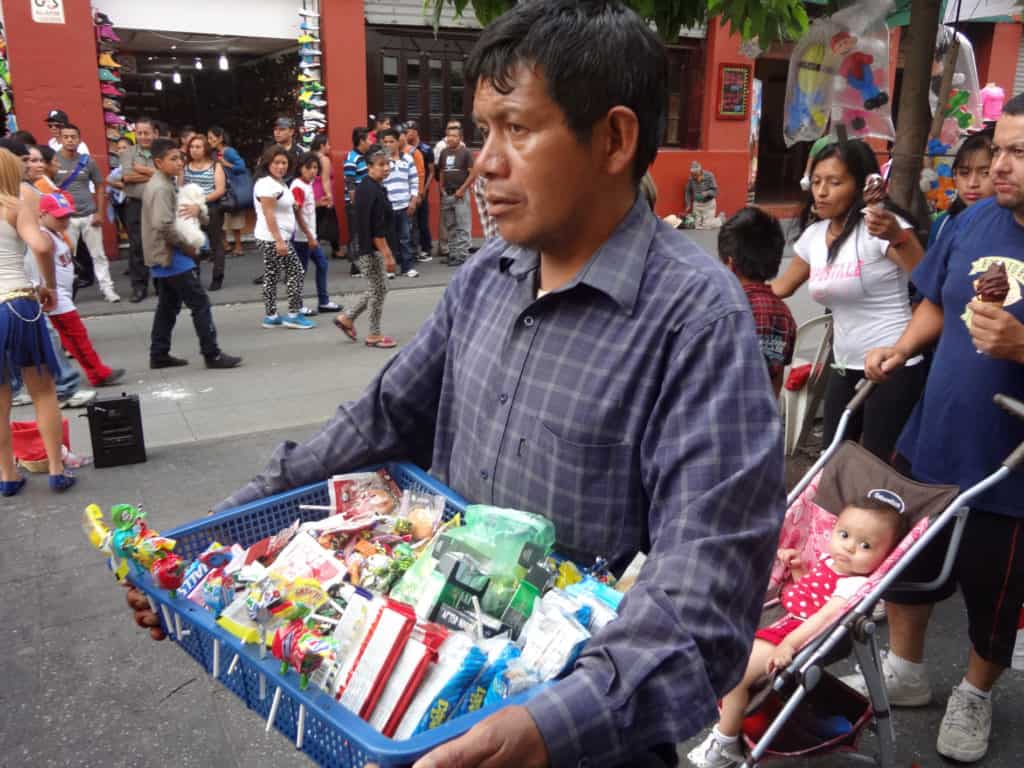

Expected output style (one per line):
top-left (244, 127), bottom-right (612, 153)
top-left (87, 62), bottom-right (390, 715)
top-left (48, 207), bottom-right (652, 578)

top-left (772, 139), bottom-right (926, 462)
top-left (253, 145), bottom-right (314, 329)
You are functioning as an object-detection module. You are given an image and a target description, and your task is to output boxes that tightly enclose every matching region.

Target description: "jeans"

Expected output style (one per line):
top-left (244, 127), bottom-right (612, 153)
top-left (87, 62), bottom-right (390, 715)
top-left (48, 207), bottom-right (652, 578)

top-left (388, 208), bottom-right (415, 273)
top-left (66, 215), bottom-right (117, 297)
top-left (415, 196), bottom-right (432, 254)
top-left (150, 268), bottom-right (220, 360)
top-left (8, 316), bottom-right (81, 399)
top-left (122, 198), bottom-right (149, 290)
top-left (442, 193), bottom-right (471, 263)
top-left (293, 240), bottom-right (330, 306)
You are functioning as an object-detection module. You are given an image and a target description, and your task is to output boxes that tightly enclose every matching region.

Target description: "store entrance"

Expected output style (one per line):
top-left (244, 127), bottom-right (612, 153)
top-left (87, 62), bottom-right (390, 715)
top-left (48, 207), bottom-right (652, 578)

top-left (115, 30), bottom-right (298, 167)
top-left (754, 57), bottom-right (811, 206)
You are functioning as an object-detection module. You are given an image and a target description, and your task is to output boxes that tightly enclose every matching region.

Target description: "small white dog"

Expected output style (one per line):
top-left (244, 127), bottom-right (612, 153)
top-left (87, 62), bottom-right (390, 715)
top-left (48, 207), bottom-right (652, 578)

top-left (175, 183), bottom-right (208, 253)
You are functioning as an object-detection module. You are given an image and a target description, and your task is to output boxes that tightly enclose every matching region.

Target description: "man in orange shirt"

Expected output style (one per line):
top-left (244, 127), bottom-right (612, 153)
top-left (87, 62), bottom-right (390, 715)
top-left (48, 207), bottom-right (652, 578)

top-left (400, 124), bottom-right (428, 262)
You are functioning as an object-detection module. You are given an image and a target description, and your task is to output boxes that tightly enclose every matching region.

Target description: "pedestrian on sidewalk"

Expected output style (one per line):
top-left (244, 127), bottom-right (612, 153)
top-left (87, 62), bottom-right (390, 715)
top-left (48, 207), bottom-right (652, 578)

top-left (343, 128), bottom-right (369, 275)
top-left (404, 120), bottom-right (434, 260)
top-left (291, 153), bottom-right (338, 314)
top-left (207, 126), bottom-right (249, 258)
top-left (54, 124), bottom-right (120, 302)
top-left (0, 148), bottom-right (76, 494)
top-left (436, 123), bottom-right (474, 266)
top-left (26, 192), bottom-right (124, 389)
top-left (379, 128), bottom-right (420, 278)
top-left (334, 146), bottom-right (396, 348)
top-left (182, 134), bottom-right (227, 291)
top-left (400, 124), bottom-right (427, 260)
top-left (310, 135), bottom-right (341, 260)
top-left (433, 119), bottom-right (464, 259)
top-left (142, 139), bottom-right (241, 370)
top-left (119, 117), bottom-right (157, 303)
top-left (254, 144), bottom-right (314, 330)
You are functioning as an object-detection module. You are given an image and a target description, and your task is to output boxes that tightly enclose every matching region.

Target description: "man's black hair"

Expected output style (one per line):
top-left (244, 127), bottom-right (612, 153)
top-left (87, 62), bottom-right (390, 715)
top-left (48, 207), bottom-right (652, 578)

top-left (135, 117), bottom-right (155, 128)
top-left (10, 130), bottom-right (37, 147)
top-left (352, 127), bottom-right (369, 147)
top-left (0, 138), bottom-right (28, 157)
top-left (1002, 91), bottom-right (1024, 116)
top-left (151, 138), bottom-right (179, 161)
top-left (365, 143), bottom-right (389, 163)
top-left (718, 207), bottom-right (786, 283)
top-left (60, 123), bottom-right (80, 135)
top-left (465, 0), bottom-right (666, 182)
top-left (379, 128), bottom-right (400, 141)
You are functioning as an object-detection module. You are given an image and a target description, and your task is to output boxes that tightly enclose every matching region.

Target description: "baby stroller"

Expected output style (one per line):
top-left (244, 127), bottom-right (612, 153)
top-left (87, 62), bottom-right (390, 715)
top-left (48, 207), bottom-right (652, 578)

top-left (738, 383), bottom-right (1024, 767)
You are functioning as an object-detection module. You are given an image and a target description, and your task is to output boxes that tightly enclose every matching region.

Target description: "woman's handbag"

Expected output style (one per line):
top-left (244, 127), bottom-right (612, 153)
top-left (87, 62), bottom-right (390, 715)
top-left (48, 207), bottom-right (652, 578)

top-left (223, 168), bottom-right (253, 212)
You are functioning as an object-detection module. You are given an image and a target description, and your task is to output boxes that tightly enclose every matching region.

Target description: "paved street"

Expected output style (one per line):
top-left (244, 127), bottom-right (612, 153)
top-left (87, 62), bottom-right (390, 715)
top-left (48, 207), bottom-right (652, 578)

top-left (4, 229), bottom-right (1022, 767)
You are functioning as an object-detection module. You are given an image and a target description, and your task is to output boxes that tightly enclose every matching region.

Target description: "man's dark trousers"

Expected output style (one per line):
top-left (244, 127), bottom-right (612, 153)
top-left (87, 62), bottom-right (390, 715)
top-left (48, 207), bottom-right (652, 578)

top-left (122, 198), bottom-right (149, 291)
top-left (150, 268), bottom-right (220, 360)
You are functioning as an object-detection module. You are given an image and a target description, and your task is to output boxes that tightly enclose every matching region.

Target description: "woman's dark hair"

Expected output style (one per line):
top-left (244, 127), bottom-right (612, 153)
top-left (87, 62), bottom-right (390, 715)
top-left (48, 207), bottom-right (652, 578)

top-left (719, 206), bottom-right (786, 282)
top-left (208, 125), bottom-right (229, 145)
top-left (799, 139), bottom-right (917, 263)
top-left (36, 145), bottom-right (55, 164)
top-left (466, 0), bottom-right (666, 182)
top-left (947, 132), bottom-right (994, 218)
top-left (310, 134), bottom-right (330, 153)
top-left (257, 144), bottom-right (291, 178)
top-left (11, 130), bottom-right (38, 147)
top-left (297, 151), bottom-right (321, 173)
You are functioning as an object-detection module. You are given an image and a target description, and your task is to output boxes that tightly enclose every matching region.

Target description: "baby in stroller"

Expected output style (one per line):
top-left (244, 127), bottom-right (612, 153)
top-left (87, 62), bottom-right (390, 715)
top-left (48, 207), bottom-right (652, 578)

top-left (689, 491), bottom-right (910, 768)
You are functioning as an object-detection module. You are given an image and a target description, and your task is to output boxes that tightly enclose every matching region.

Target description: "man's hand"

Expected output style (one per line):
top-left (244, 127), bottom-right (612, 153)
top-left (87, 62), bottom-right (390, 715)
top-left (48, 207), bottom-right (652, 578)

top-left (410, 706), bottom-right (549, 768)
top-left (90, 213), bottom-right (103, 228)
top-left (179, 203), bottom-right (201, 220)
top-left (969, 301), bottom-right (1024, 363)
top-left (125, 584), bottom-right (166, 640)
top-left (864, 346), bottom-right (907, 381)
top-left (37, 286), bottom-right (56, 313)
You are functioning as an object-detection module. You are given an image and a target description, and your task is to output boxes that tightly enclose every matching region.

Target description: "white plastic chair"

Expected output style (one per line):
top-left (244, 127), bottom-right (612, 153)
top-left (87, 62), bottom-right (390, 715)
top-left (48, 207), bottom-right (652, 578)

top-left (780, 314), bottom-right (833, 457)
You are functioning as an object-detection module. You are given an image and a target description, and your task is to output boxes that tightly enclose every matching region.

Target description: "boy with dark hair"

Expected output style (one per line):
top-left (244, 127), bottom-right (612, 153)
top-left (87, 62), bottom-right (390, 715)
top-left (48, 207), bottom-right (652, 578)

top-left (718, 207), bottom-right (796, 396)
top-left (142, 138), bottom-right (241, 370)
top-left (379, 127), bottom-right (419, 278)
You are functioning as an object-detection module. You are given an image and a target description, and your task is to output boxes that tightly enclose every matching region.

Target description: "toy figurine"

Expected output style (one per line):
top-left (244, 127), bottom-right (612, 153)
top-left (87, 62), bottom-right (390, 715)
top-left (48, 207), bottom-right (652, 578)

top-left (832, 32), bottom-right (888, 111)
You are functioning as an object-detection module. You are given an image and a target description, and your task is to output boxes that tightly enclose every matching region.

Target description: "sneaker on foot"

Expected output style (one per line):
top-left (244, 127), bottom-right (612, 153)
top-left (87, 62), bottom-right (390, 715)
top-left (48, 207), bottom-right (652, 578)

top-left (417, 254), bottom-right (433, 263)
top-left (150, 354), bottom-right (188, 369)
top-left (262, 314), bottom-right (283, 329)
top-left (60, 390), bottom-right (97, 409)
top-left (299, 306), bottom-right (317, 316)
top-left (318, 301), bottom-right (340, 312)
top-left (103, 291), bottom-right (121, 303)
top-left (205, 352), bottom-right (242, 370)
top-left (386, 272), bottom-right (396, 280)
top-left (937, 686), bottom-right (992, 763)
top-left (283, 313), bottom-right (316, 329)
top-left (11, 392), bottom-right (32, 407)
top-left (839, 651), bottom-right (932, 707)
top-left (686, 730), bottom-right (743, 768)
top-left (403, 269), bottom-right (420, 278)
top-left (96, 367), bottom-right (125, 387)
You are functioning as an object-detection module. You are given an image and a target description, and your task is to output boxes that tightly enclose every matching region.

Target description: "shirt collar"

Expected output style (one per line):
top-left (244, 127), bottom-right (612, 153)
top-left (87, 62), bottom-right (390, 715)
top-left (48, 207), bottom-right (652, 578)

top-left (501, 196), bottom-right (655, 315)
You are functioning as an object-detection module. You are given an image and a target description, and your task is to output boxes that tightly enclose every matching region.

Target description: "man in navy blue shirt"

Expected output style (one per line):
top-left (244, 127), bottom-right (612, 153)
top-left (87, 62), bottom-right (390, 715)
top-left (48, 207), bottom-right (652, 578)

top-left (863, 92), bottom-right (1024, 765)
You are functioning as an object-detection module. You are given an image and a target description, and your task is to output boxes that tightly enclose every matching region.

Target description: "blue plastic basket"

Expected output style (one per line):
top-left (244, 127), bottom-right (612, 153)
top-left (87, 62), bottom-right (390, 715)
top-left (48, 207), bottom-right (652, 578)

top-left (129, 462), bottom-right (539, 768)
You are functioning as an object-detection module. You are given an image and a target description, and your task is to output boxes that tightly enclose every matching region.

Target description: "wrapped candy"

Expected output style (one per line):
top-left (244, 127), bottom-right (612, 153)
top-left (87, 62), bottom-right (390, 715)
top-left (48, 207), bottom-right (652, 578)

top-left (199, 568), bottom-right (235, 616)
top-left (151, 553), bottom-right (186, 596)
top-left (271, 619), bottom-right (335, 689)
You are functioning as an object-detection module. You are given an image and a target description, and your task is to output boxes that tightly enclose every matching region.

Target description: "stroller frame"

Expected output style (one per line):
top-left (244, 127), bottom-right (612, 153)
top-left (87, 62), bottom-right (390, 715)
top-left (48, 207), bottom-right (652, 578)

top-left (743, 383), bottom-right (1024, 768)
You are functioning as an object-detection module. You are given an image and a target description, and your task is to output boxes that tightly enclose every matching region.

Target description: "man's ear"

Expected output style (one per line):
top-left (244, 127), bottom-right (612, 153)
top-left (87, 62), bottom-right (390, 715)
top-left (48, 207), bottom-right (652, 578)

top-left (595, 106), bottom-right (640, 179)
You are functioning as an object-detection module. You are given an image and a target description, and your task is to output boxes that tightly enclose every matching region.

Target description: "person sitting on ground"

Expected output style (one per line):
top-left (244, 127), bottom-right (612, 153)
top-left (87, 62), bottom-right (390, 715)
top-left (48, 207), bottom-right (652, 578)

top-left (718, 207), bottom-right (797, 397)
top-left (685, 161), bottom-right (720, 229)
top-left (26, 192), bottom-right (124, 389)
top-left (143, 138), bottom-right (241, 370)
top-left (689, 493), bottom-right (910, 768)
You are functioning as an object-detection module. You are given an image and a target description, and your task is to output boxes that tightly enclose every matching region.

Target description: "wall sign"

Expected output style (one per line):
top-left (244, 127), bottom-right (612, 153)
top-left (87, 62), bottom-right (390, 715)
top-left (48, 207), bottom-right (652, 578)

top-left (717, 63), bottom-right (751, 120)
top-left (31, 0), bottom-right (65, 24)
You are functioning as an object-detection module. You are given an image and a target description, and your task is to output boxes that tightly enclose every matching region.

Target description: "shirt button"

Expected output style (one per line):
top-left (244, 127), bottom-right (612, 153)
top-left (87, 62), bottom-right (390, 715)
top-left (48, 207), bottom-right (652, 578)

top-left (523, 316), bottom-right (535, 327)
top-left (498, 393), bottom-right (508, 404)
top-left (480, 470), bottom-right (489, 481)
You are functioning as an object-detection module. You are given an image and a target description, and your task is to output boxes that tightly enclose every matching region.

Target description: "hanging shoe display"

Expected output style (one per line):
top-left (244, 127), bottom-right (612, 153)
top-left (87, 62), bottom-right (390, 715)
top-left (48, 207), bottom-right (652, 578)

top-left (297, 1), bottom-right (326, 146)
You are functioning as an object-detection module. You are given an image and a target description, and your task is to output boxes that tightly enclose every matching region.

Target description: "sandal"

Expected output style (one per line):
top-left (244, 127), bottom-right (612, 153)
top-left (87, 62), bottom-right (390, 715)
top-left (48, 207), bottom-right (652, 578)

top-left (49, 471), bottom-right (76, 493)
top-left (365, 336), bottom-right (397, 349)
top-left (333, 316), bottom-right (357, 342)
top-left (0, 474), bottom-right (26, 497)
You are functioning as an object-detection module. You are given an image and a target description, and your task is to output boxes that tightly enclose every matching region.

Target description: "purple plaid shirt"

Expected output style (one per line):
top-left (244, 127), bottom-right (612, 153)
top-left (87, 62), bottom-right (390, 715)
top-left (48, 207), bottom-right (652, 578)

top-left (215, 198), bottom-right (785, 766)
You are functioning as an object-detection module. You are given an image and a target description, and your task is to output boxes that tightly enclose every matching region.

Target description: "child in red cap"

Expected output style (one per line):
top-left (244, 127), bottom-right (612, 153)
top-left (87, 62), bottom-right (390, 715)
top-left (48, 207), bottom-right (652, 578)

top-left (29, 193), bottom-right (124, 387)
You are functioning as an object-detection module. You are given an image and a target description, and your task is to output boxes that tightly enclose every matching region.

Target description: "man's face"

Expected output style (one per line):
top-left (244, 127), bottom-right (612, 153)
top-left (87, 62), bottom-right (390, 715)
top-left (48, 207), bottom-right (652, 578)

top-left (357, 138), bottom-right (370, 154)
top-left (155, 149), bottom-right (183, 176)
top-left (445, 130), bottom-right (460, 149)
top-left (274, 126), bottom-right (294, 146)
top-left (381, 135), bottom-right (398, 156)
top-left (60, 129), bottom-right (79, 153)
top-left (991, 114), bottom-right (1024, 217)
top-left (473, 65), bottom-right (598, 250)
top-left (691, 168), bottom-right (702, 182)
top-left (25, 149), bottom-right (45, 181)
top-left (367, 156), bottom-right (389, 182)
top-left (47, 122), bottom-right (63, 139)
top-left (136, 123), bottom-right (155, 149)
top-left (406, 128), bottom-right (419, 146)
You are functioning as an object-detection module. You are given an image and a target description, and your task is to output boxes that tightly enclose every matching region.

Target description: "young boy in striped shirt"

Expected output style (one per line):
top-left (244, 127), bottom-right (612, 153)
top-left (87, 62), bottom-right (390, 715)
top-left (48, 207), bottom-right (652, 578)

top-left (379, 128), bottom-right (419, 278)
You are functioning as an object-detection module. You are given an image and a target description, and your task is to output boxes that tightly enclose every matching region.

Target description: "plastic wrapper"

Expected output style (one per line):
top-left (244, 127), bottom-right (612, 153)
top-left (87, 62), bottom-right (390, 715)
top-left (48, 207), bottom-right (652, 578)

top-left (271, 619), bottom-right (336, 689)
top-left (399, 489), bottom-right (446, 543)
top-left (519, 598), bottom-right (591, 682)
top-left (929, 27), bottom-right (982, 138)
top-left (483, 657), bottom-right (541, 708)
top-left (327, 470), bottom-right (401, 518)
top-left (393, 632), bottom-right (487, 739)
top-left (783, 19), bottom-right (835, 146)
top-left (565, 579), bottom-right (621, 631)
top-left (338, 600), bottom-right (417, 718)
top-left (368, 622), bottom-right (448, 736)
top-left (455, 636), bottom-right (521, 717)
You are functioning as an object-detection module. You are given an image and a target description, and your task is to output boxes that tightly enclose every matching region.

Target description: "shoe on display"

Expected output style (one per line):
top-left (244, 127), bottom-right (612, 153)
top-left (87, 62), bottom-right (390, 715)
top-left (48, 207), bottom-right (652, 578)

top-left (298, 7), bottom-right (319, 17)
top-left (98, 52), bottom-right (120, 68)
top-left (296, 33), bottom-right (318, 45)
top-left (98, 68), bottom-right (121, 82)
top-left (205, 352), bottom-right (242, 370)
top-left (300, 20), bottom-right (320, 31)
top-left (686, 731), bottom-right (744, 768)
top-left (283, 313), bottom-right (316, 329)
top-left (297, 73), bottom-right (319, 83)
top-left (60, 389), bottom-right (97, 409)
top-left (101, 83), bottom-right (126, 97)
top-left (106, 127), bottom-right (122, 141)
top-left (102, 98), bottom-right (121, 113)
top-left (300, 46), bottom-right (323, 56)
top-left (838, 651), bottom-right (932, 707)
top-left (150, 354), bottom-right (188, 369)
top-left (303, 109), bottom-right (326, 120)
top-left (262, 314), bottom-right (283, 328)
top-left (104, 112), bottom-right (126, 126)
top-left (98, 24), bottom-right (121, 43)
top-left (936, 686), bottom-right (992, 763)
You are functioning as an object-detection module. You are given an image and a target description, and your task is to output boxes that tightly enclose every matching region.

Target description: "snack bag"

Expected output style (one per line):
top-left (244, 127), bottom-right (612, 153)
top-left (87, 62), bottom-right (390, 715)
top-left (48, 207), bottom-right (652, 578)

top-left (454, 636), bottom-right (521, 717)
top-left (482, 656), bottom-right (541, 708)
top-left (519, 599), bottom-right (591, 682)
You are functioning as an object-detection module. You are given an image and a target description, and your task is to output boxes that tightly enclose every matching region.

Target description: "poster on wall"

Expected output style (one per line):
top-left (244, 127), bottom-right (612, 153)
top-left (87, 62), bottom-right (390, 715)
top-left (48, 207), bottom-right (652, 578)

top-left (718, 64), bottom-right (751, 120)
top-left (31, 0), bottom-right (66, 24)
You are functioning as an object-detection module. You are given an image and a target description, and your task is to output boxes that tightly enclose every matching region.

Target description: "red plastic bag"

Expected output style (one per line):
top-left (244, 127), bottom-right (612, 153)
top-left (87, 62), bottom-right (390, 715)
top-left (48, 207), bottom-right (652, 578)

top-left (11, 419), bottom-right (70, 463)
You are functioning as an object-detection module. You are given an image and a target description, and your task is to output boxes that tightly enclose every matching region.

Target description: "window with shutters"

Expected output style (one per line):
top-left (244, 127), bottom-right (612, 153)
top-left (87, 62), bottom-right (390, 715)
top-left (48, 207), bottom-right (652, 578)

top-left (663, 42), bottom-right (705, 149)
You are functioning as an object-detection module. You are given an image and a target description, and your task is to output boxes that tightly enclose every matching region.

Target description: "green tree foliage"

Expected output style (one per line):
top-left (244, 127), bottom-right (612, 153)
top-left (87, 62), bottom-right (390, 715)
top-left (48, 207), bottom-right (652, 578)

top-left (425, 0), bottom-right (809, 45)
